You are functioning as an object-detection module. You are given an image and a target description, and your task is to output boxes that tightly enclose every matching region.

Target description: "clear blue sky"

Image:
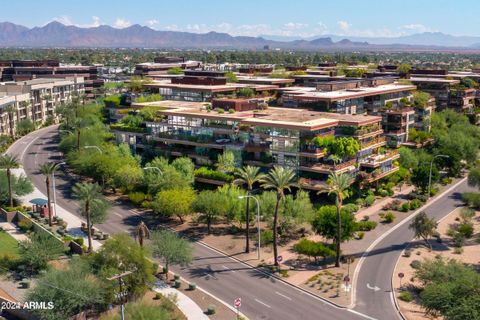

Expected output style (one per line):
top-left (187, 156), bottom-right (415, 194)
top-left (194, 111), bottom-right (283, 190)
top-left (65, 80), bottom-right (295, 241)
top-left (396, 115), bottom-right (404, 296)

top-left (2, 0), bottom-right (480, 38)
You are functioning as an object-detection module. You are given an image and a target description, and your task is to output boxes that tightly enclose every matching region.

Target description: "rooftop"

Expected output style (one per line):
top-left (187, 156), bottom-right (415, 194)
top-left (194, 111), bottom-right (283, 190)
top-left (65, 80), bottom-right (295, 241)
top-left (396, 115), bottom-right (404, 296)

top-left (134, 100), bottom-right (381, 130)
top-left (409, 77), bottom-right (460, 84)
top-left (145, 80), bottom-right (278, 93)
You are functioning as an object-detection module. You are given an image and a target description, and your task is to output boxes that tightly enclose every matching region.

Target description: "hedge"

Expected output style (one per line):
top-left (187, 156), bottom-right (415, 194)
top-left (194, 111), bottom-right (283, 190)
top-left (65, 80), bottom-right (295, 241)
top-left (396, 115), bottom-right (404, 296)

top-left (194, 167), bottom-right (234, 182)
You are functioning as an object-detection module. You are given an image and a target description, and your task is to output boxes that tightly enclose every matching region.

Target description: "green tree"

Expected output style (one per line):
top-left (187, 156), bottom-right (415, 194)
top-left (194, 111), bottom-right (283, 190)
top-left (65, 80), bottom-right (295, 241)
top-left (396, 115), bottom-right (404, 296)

top-left (91, 233), bottom-right (155, 297)
top-left (193, 190), bottom-right (225, 234)
top-left (166, 67), bottom-right (184, 75)
top-left (467, 166), bottom-right (480, 190)
top-left (0, 154), bottom-right (20, 207)
top-left (127, 76), bottom-right (152, 93)
top-left (234, 165), bottom-right (265, 253)
top-left (237, 87), bottom-right (255, 98)
top-left (150, 230), bottom-right (193, 277)
top-left (225, 71), bottom-right (238, 83)
top-left (293, 239), bottom-right (335, 263)
top-left (16, 119), bottom-right (36, 136)
top-left (216, 150), bottom-right (236, 173)
top-left (318, 172), bottom-right (354, 267)
top-left (0, 171), bottom-right (33, 206)
top-left (151, 188), bottom-right (196, 223)
top-left (27, 258), bottom-right (107, 320)
top-left (413, 91), bottom-right (432, 108)
top-left (311, 205), bottom-right (357, 244)
top-left (19, 232), bottom-right (65, 274)
top-left (412, 165), bottom-right (438, 193)
top-left (409, 212), bottom-right (438, 250)
top-left (261, 166), bottom-right (297, 267)
top-left (399, 146), bottom-right (419, 170)
top-left (38, 162), bottom-right (58, 226)
top-left (397, 63), bottom-right (412, 76)
top-left (329, 137), bottom-right (360, 159)
top-left (72, 182), bottom-right (109, 253)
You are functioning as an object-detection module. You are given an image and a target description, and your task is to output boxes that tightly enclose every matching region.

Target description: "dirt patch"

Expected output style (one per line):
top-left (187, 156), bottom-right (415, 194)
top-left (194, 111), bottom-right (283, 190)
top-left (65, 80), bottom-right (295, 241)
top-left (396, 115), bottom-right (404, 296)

top-left (393, 207), bottom-right (480, 320)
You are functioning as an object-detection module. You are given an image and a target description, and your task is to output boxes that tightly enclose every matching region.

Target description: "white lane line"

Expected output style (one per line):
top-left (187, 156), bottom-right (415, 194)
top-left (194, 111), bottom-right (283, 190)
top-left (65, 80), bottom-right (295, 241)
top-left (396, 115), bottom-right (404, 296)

top-left (348, 309), bottom-right (377, 320)
top-left (222, 265), bottom-right (236, 273)
top-left (254, 298), bottom-right (271, 308)
top-left (275, 291), bottom-right (292, 301)
top-left (112, 212), bottom-right (123, 218)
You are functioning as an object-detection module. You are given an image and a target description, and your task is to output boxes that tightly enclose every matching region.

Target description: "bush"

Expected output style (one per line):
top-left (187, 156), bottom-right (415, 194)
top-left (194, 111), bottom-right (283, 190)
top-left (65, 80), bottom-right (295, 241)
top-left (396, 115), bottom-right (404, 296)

top-left (174, 280), bottom-right (181, 288)
top-left (356, 231), bottom-right (365, 240)
top-left (128, 192), bottom-right (146, 205)
top-left (260, 229), bottom-right (273, 246)
top-left (343, 203), bottom-right (358, 214)
top-left (410, 260), bottom-right (422, 269)
top-left (364, 195), bottom-right (375, 207)
top-left (457, 222), bottom-right (474, 238)
top-left (378, 189), bottom-right (389, 197)
top-left (382, 212), bottom-right (396, 223)
top-left (399, 291), bottom-right (413, 302)
top-left (188, 282), bottom-right (196, 290)
top-left (73, 238), bottom-right (84, 246)
top-left (404, 249), bottom-right (412, 257)
top-left (356, 220), bottom-right (378, 231)
top-left (453, 232), bottom-right (466, 247)
top-left (409, 199), bottom-right (422, 210)
top-left (462, 192), bottom-right (480, 208)
top-left (207, 304), bottom-right (216, 315)
top-left (104, 95), bottom-right (121, 108)
top-left (355, 198), bottom-right (365, 207)
top-left (154, 293), bottom-right (162, 300)
top-left (194, 167), bottom-right (234, 182)
top-left (401, 202), bottom-right (411, 212)
top-left (18, 219), bottom-right (33, 232)
top-left (293, 239), bottom-right (336, 262)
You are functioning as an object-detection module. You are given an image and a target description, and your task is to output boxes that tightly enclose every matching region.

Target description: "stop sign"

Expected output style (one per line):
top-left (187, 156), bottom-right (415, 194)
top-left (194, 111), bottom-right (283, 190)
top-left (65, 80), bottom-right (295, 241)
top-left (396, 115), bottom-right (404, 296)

top-left (234, 297), bottom-right (241, 308)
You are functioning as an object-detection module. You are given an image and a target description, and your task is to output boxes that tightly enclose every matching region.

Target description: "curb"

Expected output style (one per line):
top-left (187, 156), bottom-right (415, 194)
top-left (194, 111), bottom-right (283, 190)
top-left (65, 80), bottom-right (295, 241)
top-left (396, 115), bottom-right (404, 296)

top-left (349, 176), bottom-right (467, 310)
top-left (390, 206), bottom-right (461, 320)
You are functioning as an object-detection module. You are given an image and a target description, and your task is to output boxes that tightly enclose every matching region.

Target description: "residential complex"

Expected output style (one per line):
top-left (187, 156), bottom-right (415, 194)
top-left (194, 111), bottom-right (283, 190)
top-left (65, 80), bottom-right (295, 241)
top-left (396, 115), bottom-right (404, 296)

top-left (0, 77), bottom-right (85, 136)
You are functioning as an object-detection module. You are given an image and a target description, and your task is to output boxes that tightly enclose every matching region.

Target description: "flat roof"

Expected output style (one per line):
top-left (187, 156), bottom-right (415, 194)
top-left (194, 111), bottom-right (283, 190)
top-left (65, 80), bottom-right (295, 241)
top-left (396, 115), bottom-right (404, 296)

top-left (280, 83), bottom-right (416, 102)
top-left (135, 100), bottom-right (381, 130)
top-left (236, 76), bottom-right (295, 85)
top-left (145, 80), bottom-right (278, 93)
top-left (409, 77), bottom-right (460, 84)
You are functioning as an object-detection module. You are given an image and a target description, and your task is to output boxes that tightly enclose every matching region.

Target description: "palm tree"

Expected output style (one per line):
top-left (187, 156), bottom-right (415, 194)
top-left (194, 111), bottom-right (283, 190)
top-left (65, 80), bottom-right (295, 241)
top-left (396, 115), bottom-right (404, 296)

top-left (5, 105), bottom-right (16, 139)
top-left (234, 166), bottom-right (265, 253)
top-left (72, 182), bottom-right (105, 253)
top-left (318, 172), bottom-right (354, 267)
top-left (39, 162), bottom-right (58, 226)
top-left (0, 155), bottom-right (20, 207)
top-left (261, 166), bottom-right (297, 267)
top-left (136, 221), bottom-right (150, 247)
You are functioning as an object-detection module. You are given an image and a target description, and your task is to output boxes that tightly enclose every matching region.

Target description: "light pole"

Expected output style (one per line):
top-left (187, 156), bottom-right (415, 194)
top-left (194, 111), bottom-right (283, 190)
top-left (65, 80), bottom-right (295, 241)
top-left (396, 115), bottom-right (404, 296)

top-left (52, 161), bottom-right (65, 218)
top-left (238, 195), bottom-right (261, 260)
top-left (428, 154), bottom-right (449, 197)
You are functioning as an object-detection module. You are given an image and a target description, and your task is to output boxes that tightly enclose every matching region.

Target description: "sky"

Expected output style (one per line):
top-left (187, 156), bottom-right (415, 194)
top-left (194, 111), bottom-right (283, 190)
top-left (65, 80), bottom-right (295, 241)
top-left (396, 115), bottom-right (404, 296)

top-left (2, 0), bottom-right (480, 38)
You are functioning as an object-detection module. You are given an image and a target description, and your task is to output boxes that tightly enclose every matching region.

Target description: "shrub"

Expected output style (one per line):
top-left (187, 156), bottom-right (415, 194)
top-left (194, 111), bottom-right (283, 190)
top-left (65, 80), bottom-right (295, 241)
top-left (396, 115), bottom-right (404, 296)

top-left (154, 293), bottom-right (162, 300)
top-left (409, 199), bottom-right (422, 210)
top-left (410, 260), bottom-right (422, 269)
top-left (73, 238), bottom-right (84, 246)
top-left (441, 177), bottom-right (452, 185)
top-left (207, 304), bottom-right (216, 315)
top-left (343, 203), bottom-right (358, 214)
top-left (356, 220), bottom-right (378, 231)
top-left (399, 291), bottom-right (413, 302)
top-left (382, 212), bottom-right (396, 223)
top-left (462, 192), bottom-right (480, 208)
top-left (364, 195), bottom-right (375, 207)
top-left (378, 189), bottom-right (389, 197)
top-left (194, 167), bottom-right (234, 182)
top-left (293, 239), bottom-right (336, 262)
top-left (356, 231), bottom-right (365, 240)
top-left (128, 192), bottom-right (146, 205)
top-left (453, 232), bottom-right (466, 247)
top-left (18, 219), bottom-right (33, 232)
top-left (453, 247), bottom-right (464, 254)
top-left (174, 280), bottom-right (181, 288)
top-left (404, 249), bottom-right (412, 257)
top-left (355, 198), bottom-right (365, 207)
top-left (228, 109), bottom-right (235, 114)
top-left (401, 202), bottom-right (410, 212)
top-left (188, 283), bottom-right (196, 290)
top-left (457, 222), bottom-right (474, 238)
top-left (459, 208), bottom-right (475, 222)
top-left (104, 95), bottom-right (121, 108)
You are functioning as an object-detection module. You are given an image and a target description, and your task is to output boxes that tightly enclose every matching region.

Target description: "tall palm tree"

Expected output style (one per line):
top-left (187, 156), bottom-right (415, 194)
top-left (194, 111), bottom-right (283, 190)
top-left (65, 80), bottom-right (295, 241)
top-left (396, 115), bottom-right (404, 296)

top-left (72, 182), bottom-right (105, 253)
top-left (0, 155), bottom-right (20, 207)
top-left (136, 221), bottom-right (150, 247)
top-left (260, 166), bottom-right (297, 267)
top-left (5, 105), bottom-right (16, 139)
top-left (318, 172), bottom-right (354, 267)
top-left (38, 162), bottom-right (58, 226)
top-left (234, 165), bottom-right (265, 253)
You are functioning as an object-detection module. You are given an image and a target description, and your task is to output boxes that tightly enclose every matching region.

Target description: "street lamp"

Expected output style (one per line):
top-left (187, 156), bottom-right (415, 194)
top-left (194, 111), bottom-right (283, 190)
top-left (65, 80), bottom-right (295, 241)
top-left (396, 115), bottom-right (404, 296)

top-left (428, 154), bottom-right (449, 197)
top-left (52, 161), bottom-right (65, 218)
top-left (238, 195), bottom-right (261, 260)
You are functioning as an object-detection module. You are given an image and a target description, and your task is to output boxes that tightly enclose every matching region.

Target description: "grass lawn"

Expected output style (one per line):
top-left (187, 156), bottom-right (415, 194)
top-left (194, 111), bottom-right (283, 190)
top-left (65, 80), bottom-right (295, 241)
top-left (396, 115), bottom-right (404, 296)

top-left (0, 230), bottom-right (20, 257)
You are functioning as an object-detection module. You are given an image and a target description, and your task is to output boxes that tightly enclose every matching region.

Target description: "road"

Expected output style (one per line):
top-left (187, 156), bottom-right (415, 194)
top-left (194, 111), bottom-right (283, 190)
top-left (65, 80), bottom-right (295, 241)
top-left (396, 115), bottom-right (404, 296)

top-left (8, 125), bottom-right (368, 320)
top-left (8, 125), bottom-right (474, 320)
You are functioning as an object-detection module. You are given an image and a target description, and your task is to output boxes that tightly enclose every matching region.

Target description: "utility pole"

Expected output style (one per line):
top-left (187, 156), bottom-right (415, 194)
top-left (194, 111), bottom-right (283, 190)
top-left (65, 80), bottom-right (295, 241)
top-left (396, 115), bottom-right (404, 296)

top-left (107, 270), bottom-right (135, 320)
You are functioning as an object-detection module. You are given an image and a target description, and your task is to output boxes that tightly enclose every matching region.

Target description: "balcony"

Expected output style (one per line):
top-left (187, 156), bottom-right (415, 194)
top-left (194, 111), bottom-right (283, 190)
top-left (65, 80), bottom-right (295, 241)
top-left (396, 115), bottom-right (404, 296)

top-left (359, 150), bottom-right (400, 168)
top-left (360, 137), bottom-right (386, 150)
top-left (299, 159), bottom-right (356, 174)
top-left (365, 166), bottom-right (399, 183)
top-left (298, 147), bottom-right (326, 158)
top-left (298, 178), bottom-right (328, 191)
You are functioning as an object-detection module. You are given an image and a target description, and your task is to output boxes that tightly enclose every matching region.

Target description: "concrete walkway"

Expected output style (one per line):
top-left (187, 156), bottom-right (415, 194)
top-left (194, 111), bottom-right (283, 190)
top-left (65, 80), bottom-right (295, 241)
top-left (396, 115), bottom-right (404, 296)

top-left (153, 280), bottom-right (209, 320)
top-left (11, 167), bottom-right (102, 250)
top-left (0, 221), bottom-right (28, 242)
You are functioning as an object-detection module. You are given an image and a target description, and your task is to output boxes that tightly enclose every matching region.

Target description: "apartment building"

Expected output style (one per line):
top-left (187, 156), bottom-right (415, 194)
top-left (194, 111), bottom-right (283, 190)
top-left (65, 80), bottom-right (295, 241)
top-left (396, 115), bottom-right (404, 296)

top-left (0, 77), bottom-right (85, 135)
top-left (134, 60), bottom-right (202, 77)
top-left (113, 100), bottom-right (399, 189)
top-left (0, 60), bottom-right (102, 98)
top-left (145, 70), bottom-right (278, 102)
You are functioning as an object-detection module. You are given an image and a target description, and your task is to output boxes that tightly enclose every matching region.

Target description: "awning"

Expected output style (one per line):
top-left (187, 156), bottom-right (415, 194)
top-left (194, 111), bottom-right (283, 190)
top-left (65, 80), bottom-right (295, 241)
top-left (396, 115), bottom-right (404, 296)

top-left (29, 198), bottom-right (48, 206)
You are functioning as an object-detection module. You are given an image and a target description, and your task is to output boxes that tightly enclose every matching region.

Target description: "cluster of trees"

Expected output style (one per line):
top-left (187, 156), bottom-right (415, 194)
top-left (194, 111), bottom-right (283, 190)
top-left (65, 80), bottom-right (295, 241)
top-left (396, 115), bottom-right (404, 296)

top-left (26, 229), bottom-right (192, 320)
top-left (0, 154), bottom-right (33, 207)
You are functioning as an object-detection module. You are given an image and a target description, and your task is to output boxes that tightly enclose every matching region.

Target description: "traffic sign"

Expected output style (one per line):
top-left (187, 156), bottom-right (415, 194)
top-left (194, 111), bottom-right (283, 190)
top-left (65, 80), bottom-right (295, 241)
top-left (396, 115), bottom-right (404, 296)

top-left (276, 255), bottom-right (283, 263)
top-left (234, 297), bottom-right (241, 308)
top-left (343, 275), bottom-right (350, 283)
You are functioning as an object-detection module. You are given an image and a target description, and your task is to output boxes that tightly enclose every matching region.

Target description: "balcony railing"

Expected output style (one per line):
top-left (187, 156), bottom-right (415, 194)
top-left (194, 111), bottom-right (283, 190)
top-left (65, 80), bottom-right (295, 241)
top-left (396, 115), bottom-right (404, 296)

top-left (360, 137), bottom-right (386, 149)
top-left (359, 150), bottom-right (400, 168)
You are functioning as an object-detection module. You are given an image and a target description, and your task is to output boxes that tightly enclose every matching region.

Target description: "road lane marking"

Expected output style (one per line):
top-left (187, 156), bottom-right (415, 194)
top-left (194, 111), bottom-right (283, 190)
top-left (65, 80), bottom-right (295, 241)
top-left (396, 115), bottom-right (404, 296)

top-left (366, 284), bottom-right (380, 292)
top-left (348, 309), bottom-right (378, 320)
top-left (275, 291), bottom-right (292, 300)
top-left (254, 299), bottom-right (271, 308)
top-left (222, 265), bottom-right (236, 273)
top-left (112, 212), bottom-right (123, 218)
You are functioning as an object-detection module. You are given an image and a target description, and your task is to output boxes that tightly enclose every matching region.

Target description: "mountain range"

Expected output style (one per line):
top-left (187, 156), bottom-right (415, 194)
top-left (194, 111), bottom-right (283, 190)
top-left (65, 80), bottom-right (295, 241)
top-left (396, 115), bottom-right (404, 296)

top-left (1, 21), bottom-right (480, 50)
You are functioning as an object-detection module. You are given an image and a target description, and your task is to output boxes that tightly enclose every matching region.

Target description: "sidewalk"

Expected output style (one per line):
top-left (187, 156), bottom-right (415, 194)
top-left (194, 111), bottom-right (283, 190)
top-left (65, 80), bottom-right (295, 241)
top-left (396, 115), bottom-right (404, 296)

top-left (153, 280), bottom-right (209, 320)
top-left (0, 221), bottom-right (28, 242)
top-left (11, 168), bottom-right (102, 250)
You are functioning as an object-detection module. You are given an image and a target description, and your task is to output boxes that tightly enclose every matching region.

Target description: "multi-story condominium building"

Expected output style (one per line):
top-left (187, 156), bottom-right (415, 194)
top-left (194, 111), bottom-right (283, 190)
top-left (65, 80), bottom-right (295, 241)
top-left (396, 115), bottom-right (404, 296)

top-left (145, 70), bottom-right (279, 102)
top-left (113, 100), bottom-right (400, 190)
top-left (0, 60), bottom-right (102, 98)
top-left (0, 77), bottom-right (85, 135)
top-left (134, 60), bottom-right (202, 77)
top-left (409, 77), bottom-right (475, 112)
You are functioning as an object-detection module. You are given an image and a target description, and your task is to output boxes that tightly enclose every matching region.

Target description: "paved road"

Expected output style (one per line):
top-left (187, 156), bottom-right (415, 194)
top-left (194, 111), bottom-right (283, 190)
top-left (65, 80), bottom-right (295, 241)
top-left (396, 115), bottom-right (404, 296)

top-left (8, 126), bottom-right (368, 320)
top-left (10, 125), bottom-right (474, 320)
top-left (353, 177), bottom-right (474, 319)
